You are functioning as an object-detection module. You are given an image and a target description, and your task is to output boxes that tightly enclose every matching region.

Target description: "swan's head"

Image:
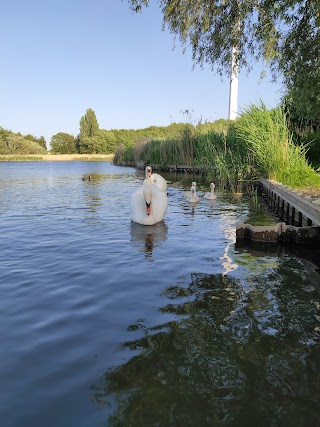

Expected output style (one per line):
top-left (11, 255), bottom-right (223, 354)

top-left (143, 186), bottom-right (152, 215)
top-left (191, 183), bottom-right (196, 194)
top-left (210, 182), bottom-right (215, 190)
top-left (145, 166), bottom-right (152, 180)
top-left (192, 181), bottom-right (197, 188)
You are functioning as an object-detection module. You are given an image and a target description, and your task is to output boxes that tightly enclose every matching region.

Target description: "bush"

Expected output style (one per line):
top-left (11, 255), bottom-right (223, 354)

top-left (0, 131), bottom-right (47, 155)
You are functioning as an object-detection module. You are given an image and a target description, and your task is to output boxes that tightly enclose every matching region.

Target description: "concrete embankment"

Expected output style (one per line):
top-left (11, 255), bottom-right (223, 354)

top-left (236, 179), bottom-right (320, 244)
top-left (236, 222), bottom-right (320, 244)
top-left (259, 178), bottom-right (320, 227)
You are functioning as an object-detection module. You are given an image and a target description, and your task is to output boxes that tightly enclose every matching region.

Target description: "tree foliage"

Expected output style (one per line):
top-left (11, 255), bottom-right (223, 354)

top-left (127, 0), bottom-right (319, 80)
top-left (79, 108), bottom-right (99, 139)
top-left (50, 132), bottom-right (77, 154)
top-left (37, 136), bottom-right (47, 150)
top-left (23, 134), bottom-right (47, 150)
top-left (0, 128), bottom-right (47, 155)
top-left (78, 133), bottom-right (116, 154)
top-left (281, 1), bottom-right (320, 126)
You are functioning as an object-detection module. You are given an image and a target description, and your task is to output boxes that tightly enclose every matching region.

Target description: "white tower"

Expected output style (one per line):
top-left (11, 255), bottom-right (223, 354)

top-left (228, 46), bottom-right (239, 120)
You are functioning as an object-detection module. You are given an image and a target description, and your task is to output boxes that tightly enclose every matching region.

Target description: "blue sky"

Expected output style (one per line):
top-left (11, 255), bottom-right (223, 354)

top-left (1, 0), bottom-right (283, 147)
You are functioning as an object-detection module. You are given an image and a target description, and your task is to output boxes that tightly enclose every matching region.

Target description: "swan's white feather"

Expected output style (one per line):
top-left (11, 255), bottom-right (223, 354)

top-left (184, 182), bottom-right (200, 203)
top-left (204, 183), bottom-right (216, 200)
top-left (131, 169), bottom-right (168, 225)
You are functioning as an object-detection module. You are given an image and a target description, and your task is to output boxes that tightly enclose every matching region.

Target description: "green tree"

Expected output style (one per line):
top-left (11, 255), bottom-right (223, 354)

top-left (24, 134), bottom-right (36, 142)
top-left (127, 0), bottom-right (319, 81)
top-left (22, 134), bottom-right (47, 150)
top-left (50, 132), bottom-right (77, 154)
top-left (79, 108), bottom-right (99, 139)
top-left (37, 136), bottom-right (47, 150)
top-left (0, 131), bottom-right (47, 155)
top-left (281, 9), bottom-right (320, 127)
top-left (78, 135), bottom-right (101, 154)
top-left (98, 129), bottom-right (116, 153)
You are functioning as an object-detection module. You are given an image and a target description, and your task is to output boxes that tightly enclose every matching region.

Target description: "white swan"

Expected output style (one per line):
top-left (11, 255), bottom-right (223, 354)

top-left (131, 166), bottom-right (168, 225)
top-left (204, 182), bottom-right (217, 200)
top-left (144, 165), bottom-right (167, 191)
top-left (184, 181), bottom-right (197, 199)
top-left (185, 182), bottom-right (200, 203)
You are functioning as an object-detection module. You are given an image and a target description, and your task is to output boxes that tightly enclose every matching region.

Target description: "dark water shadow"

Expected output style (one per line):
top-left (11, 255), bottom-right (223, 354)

top-left (235, 241), bottom-right (320, 291)
top-left (91, 267), bottom-right (320, 426)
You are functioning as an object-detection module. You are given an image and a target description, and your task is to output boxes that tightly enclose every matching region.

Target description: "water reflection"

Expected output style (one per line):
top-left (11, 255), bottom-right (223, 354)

top-left (130, 221), bottom-right (168, 259)
top-left (220, 212), bottom-right (238, 276)
top-left (235, 241), bottom-right (320, 291)
top-left (91, 265), bottom-right (320, 426)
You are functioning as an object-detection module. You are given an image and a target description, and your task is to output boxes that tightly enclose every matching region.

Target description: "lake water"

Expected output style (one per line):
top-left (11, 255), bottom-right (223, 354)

top-left (1, 161), bottom-right (320, 427)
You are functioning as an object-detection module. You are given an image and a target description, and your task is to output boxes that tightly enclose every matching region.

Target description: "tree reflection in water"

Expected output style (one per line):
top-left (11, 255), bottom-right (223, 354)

top-left (91, 262), bottom-right (320, 426)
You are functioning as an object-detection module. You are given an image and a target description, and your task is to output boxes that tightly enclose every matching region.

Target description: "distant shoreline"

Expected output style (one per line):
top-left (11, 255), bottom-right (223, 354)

top-left (0, 154), bottom-right (114, 162)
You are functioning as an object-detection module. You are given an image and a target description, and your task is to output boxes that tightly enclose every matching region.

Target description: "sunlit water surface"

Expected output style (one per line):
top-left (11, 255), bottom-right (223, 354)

top-left (1, 162), bottom-right (320, 427)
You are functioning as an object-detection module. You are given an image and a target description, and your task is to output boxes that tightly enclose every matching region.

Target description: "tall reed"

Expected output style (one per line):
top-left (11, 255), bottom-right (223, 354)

top-left (236, 103), bottom-right (320, 188)
top-left (196, 129), bottom-right (256, 192)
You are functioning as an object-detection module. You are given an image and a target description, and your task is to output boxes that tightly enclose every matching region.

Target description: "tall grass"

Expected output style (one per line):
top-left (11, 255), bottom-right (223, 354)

top-left (236, 103), bottom-right (320, 188)
top-left (114, 125), bottom-right (198, 167)
top-left (196, 129), bottom-right (256, 192)
top-left (114, 144), bottom-right (134, 164)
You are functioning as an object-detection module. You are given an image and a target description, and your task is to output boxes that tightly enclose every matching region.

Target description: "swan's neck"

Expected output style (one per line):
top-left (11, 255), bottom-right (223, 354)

top-left (145, 176), bottom-right (152, 185)
top-left (143, 186), bottom-right (152, 215)
top-left (145, 167), bottom-right (152, 185)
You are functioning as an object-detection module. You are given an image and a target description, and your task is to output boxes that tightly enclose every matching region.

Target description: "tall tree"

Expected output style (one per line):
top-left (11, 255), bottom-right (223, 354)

top-left (126, 0), bottom-right (319, 81)
top-left (79, 108), bottom-right (99, 139)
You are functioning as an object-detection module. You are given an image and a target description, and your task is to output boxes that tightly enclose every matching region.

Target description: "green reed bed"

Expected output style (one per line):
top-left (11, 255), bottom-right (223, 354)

top-left (115, 125), bottom-right (198, 167)
top-left (139, 139), bottom-right (162, 165)
top-left (160, 138), bottom-right (183, 165)
top-left (235, 103), bottom-right (320, 189)
top-left (135, 125), bottom-right (197, 166)
top-left (114, 124), bottom-right (256, 191)
top-left (114, 144), bottom-right (134, 164)
top-left (0, 155), bottom-right (44, 161)
top-left (70, 156), bottom-right (112, 162)
top-left (196, 129), bottom-right (256, 193)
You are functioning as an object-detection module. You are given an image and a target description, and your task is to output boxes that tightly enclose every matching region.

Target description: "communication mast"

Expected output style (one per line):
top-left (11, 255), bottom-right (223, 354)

top-left (228, 46), bottom-right (239, 120)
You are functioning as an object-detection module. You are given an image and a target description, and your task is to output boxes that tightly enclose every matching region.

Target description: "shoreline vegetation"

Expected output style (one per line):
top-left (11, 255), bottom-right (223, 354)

top-left (114, 103), bottom-right (320, 194)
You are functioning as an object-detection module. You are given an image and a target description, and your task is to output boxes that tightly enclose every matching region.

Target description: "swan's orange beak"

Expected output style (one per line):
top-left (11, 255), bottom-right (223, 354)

top-left (146, 202), bottom-right (151, 215)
